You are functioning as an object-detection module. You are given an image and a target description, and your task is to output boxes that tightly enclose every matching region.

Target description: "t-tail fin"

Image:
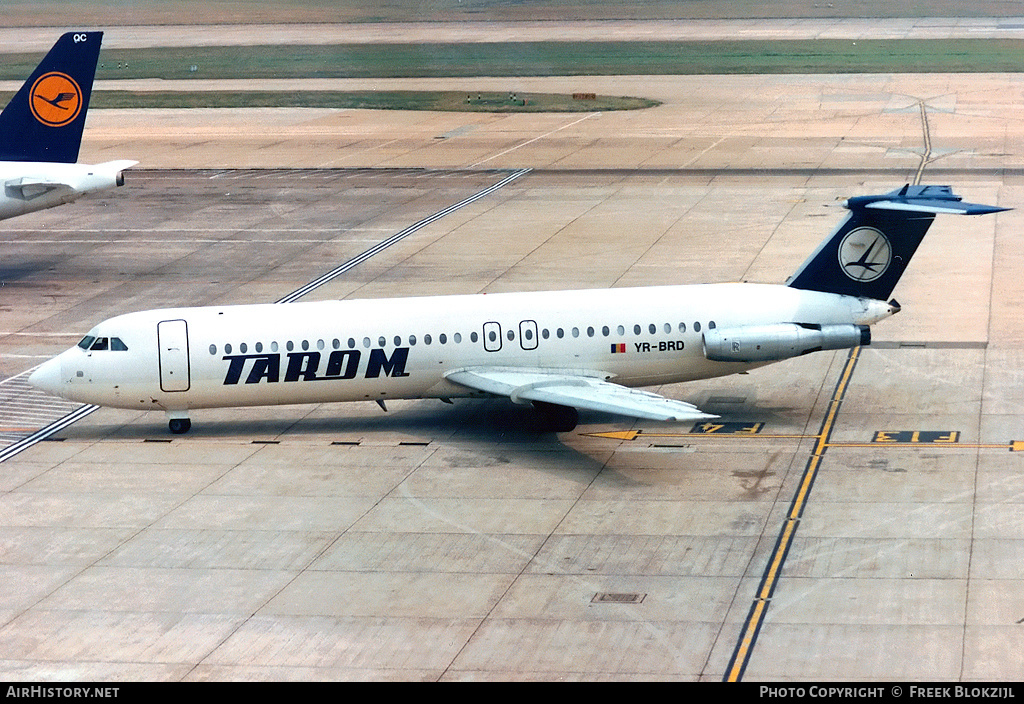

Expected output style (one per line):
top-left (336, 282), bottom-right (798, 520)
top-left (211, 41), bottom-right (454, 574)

top-left (786, 185), bottom-right (1008, 300)
top-left (0, 31), bottom-right (103, 164)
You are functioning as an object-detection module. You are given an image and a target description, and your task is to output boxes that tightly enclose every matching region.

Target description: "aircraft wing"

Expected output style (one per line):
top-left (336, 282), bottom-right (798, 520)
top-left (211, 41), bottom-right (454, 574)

top-left (5, 176), bottom-right (72, 199)
top-left (445, 367), bottom-right (718, 422)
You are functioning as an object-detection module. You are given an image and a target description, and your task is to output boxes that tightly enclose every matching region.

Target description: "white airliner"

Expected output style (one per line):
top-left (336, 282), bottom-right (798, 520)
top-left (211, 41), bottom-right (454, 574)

top-left (0, 31), bottom-right (136, 222)
top-left (29, 185), bottom-right (1005, 434)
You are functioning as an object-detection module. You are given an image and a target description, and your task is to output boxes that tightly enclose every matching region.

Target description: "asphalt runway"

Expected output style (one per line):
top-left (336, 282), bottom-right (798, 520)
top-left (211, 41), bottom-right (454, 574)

top-left (1, 162), bottom-right (1021, 680)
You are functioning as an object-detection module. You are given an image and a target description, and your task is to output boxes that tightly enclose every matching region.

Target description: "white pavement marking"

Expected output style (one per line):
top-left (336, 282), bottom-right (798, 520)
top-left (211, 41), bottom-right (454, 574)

top-left (469, 113), bottom-right (600, 168)
top-left (276, 168), bottom-right (531, 303)
top-left (0, 369), bottom-right (95, 449)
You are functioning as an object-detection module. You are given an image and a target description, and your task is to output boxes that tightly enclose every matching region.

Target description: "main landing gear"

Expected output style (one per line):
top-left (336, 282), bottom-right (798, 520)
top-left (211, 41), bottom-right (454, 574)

top-left (166, 411), bottom-right (191, 434)
top-left (533, 401), bottom-right (579, 433)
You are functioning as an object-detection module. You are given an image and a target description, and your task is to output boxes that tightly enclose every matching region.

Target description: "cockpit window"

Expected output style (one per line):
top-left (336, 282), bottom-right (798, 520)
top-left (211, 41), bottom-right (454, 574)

top-left (80, 336), bottom-right (128, 352)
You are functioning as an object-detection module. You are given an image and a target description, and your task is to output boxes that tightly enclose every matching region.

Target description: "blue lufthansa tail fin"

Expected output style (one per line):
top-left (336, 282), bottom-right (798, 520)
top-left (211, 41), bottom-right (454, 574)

top-left (0, 31), bottom-right (103, 163)
top-left (786, 185), bottom-right (1008, 300)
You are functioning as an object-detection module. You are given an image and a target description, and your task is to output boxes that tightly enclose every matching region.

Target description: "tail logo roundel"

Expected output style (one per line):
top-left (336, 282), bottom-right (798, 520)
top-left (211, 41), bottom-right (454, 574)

top-left (838, 226), bottom-right (891, 282)
top-left (29, 72), bottom-right (83, 127)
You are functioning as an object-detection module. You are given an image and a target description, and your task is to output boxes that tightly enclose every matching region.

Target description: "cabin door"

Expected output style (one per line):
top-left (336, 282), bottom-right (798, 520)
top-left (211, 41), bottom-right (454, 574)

top-left (157, 319), bottom-right (191, 392)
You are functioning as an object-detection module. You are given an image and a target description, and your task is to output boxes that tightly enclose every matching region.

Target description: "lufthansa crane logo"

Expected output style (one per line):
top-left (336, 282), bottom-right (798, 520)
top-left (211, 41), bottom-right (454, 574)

top-left (838, 226), bottom-right (892, 283)
top-left (29, 72), bottom-right (83, 127)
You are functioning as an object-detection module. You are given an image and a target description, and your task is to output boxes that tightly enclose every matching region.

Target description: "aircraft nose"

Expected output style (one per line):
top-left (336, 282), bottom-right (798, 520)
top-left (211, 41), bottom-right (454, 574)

top-left (28, 356), bottom-right (64, 396)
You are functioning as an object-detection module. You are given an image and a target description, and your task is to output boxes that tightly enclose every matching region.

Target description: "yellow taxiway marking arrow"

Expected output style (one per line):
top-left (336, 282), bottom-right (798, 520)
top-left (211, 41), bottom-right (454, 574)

top-left (586, 430), bottom-right (642, 441)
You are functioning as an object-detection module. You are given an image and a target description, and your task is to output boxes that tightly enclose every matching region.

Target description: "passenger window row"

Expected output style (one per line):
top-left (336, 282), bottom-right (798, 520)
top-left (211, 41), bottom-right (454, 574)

top-left (208, 321), bottom-right (716, 356)
top-left (546, 321), bottom-right (715, 340)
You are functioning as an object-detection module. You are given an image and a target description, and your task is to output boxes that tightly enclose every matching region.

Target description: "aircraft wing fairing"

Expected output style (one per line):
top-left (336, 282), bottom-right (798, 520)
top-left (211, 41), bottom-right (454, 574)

top-left (5, 176), bottom-right (72, 200)
top-left (445, 367), bottom-right (718, 422)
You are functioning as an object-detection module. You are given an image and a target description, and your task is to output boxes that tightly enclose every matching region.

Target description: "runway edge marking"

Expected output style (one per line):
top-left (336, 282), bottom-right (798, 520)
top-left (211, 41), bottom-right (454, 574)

top-left (723, 346), bottom-right (861, 682)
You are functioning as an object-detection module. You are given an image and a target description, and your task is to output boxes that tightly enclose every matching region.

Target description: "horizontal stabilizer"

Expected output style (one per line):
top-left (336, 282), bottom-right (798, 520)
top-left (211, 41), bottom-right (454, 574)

top-left (856, 185), bottom-right (1010, 216)
top-left (446, 367), bottom-right (717, 422)
top-left (96, 159), bottom-right (140, 172)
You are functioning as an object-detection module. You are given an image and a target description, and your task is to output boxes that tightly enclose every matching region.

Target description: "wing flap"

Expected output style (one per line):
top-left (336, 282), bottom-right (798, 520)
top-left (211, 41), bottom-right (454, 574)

top-left (445, 367), bottom-right (717, 422)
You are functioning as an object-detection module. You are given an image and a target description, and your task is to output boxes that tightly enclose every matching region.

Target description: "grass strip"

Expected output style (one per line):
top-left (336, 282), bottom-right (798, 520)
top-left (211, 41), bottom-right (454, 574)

top-left (62, 39), bottom-right (1024, 80)
top-left (0, 90), bottom-right (658, 112)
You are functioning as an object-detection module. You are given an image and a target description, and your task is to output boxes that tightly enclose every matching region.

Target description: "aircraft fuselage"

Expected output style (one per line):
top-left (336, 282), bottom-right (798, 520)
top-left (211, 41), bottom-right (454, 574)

top-left (30, 282), bottom-right (893, 413)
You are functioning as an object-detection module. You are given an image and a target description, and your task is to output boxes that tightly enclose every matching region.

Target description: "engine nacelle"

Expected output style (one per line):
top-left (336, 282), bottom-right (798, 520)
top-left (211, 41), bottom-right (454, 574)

top-left (703, 323), bottom-right (870, 363)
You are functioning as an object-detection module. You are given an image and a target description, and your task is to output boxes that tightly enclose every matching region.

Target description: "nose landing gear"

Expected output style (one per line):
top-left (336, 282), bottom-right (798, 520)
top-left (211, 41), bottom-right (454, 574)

top-left (166, 411), bottom-right (191, 434)
top-left (168, 418), bottom-right (191, 434)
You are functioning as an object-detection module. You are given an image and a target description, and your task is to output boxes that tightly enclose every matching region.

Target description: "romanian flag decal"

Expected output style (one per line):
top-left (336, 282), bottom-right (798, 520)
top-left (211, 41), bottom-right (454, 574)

top-left (610, 343), bottom-right (626, 353)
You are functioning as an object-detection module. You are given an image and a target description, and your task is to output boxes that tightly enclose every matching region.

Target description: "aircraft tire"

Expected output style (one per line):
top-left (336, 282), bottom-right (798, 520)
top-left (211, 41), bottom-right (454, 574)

top-left (533, 401), bottom-right (579, 432)
top-left (168, 418), bottom-right (191, 434)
